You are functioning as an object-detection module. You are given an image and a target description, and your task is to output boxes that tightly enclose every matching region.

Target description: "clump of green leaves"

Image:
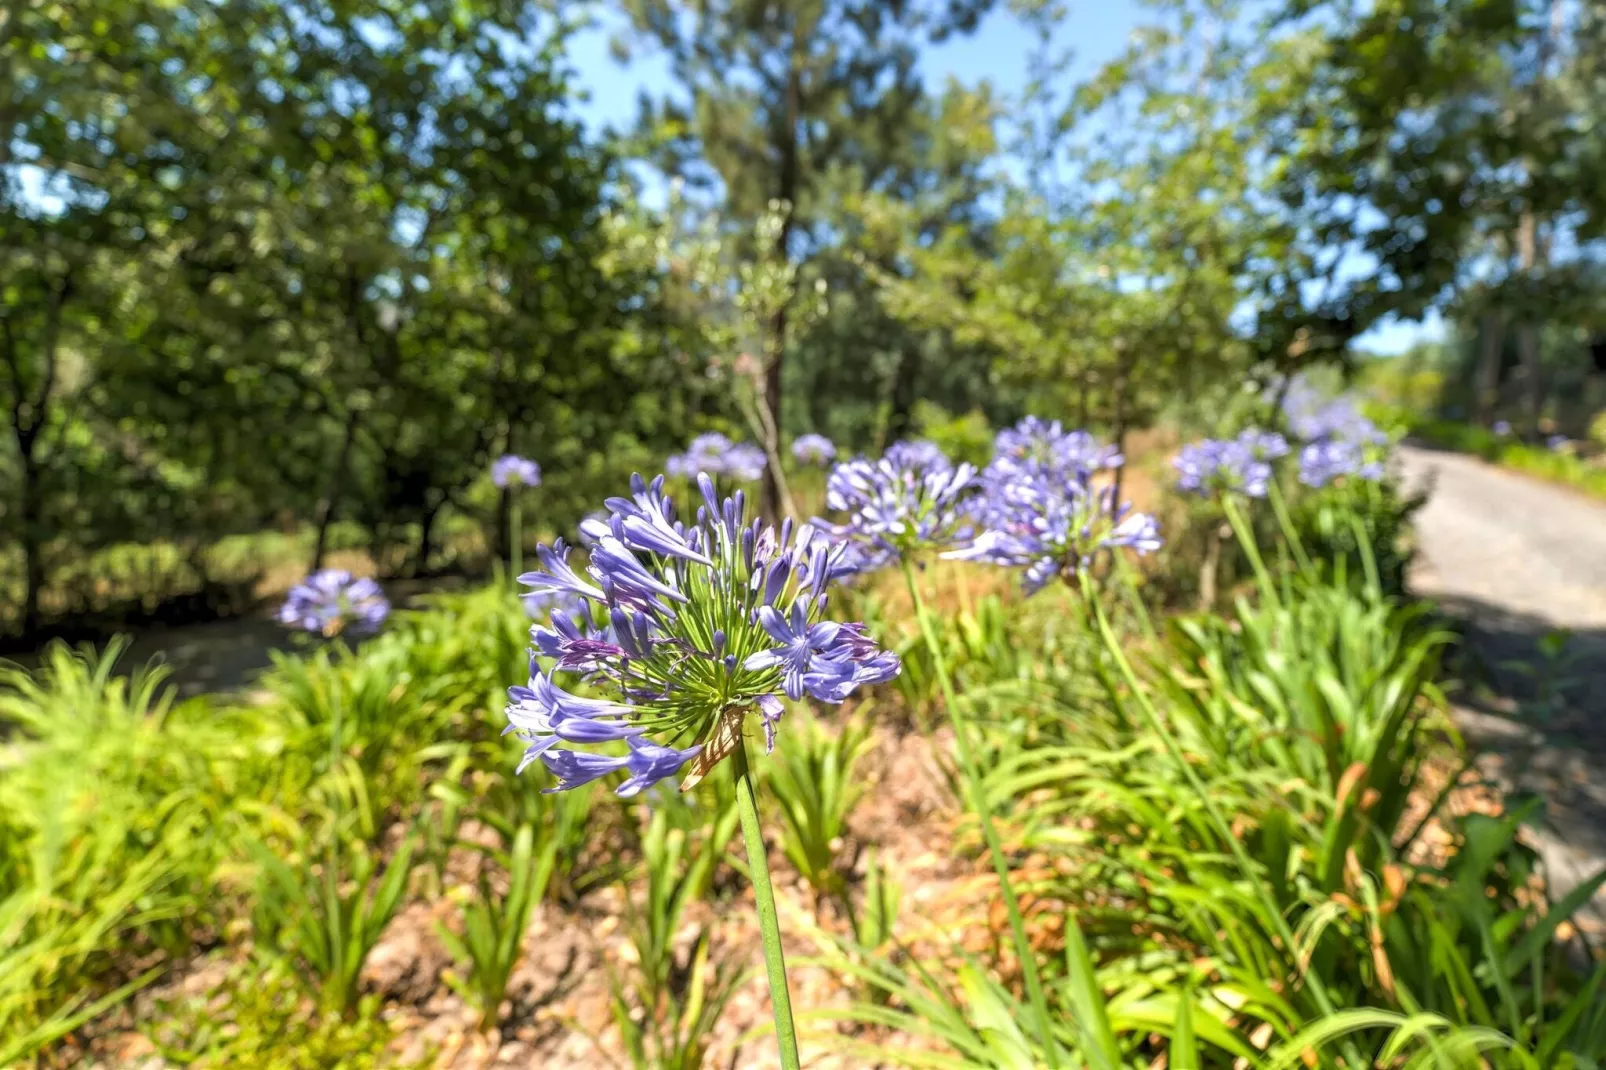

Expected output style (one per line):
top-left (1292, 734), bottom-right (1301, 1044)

top-left (0, 641), bottom-right (233, 1063)
top-left (603, 800), bottom-right (745, 1070)
top-left (249, 828), bottom-right (417, 1016)
top-left (144, 958), bottom-right (421, 1069)
top-left (436, 824), bottom-right (555, 1030)
top-left (765, 708), bottom-right (874, 905)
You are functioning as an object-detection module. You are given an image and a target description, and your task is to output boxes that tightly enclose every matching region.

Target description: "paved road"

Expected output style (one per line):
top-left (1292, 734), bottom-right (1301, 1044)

top-left (1399, 445), bottom-right (1606, 641)
top-left (1397, 444), bottom-right (1606, 929)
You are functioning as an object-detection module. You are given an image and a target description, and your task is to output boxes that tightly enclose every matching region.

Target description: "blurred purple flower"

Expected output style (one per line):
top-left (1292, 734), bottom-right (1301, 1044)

top-left (991, 417), bottom-right (1122, 482)
top-left (815, 442), bottom-right (976, 568)
top-left (667, 432), bottom-right (767, 482)
top-left (1298, 439), bottom-right (1384, 488)
top-left (1174, 438), bottom-right (1272, 498)
top-left (492, 454), bottom-right (542, 489)
top-left (1281, 377), bottom-right (1386, 446)
top-left (791, 433), bottom-right (837, 466)
top-left (277, 569), bottom-right (390, 637)
top-left (949, 419), bottom-right (1159, 594)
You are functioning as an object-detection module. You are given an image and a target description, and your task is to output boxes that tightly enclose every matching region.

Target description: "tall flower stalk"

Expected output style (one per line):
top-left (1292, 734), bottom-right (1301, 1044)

top-left (1174, 429), bottom-right (1285, 606)
top-left (276, 570), bottom-right (392, 1010)
top-left (513, 472), bottom-right (898, 1068)
top-left (276, 570), bottom-right (390, 776)
top-left (817, 438), bottom-right (1061, 1065)
top-left (731, 738), bottom-right (798, 1065)
top-left (899, 562), bottom-right (1061, 1066)
top-left (950, 428), bottom-right (1364, 1064)
top-left (492, 455), bottom-right (542, 589)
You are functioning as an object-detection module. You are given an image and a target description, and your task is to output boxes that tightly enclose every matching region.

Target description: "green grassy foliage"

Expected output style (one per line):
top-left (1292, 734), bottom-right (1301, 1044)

top-left (2, 492), bottom-right (1603, 1068)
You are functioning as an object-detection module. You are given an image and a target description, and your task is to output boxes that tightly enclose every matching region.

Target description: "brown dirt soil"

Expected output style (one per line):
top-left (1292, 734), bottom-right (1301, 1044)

top-left (71, 726), bottom-right (997, 1070)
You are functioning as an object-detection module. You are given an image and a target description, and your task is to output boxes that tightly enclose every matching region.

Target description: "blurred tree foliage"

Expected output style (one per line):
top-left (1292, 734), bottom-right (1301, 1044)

top-left (1, 0), bottom-right (718, 633)
top-left (612, 0), bottom-right (1002, 512)
top-left (3, 0), bottom-right (1605, 636)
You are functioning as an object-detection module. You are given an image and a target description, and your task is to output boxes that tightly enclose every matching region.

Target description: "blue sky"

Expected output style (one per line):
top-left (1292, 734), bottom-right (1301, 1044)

top-left (561, 2), bottom-right (1442, 356)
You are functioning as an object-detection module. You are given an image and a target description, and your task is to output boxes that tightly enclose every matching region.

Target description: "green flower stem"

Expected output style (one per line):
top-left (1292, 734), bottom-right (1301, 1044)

top-left (1266, 480), bottom-right (1314, 579)
top-left (1084, 593), bottom-right (1360, 1059)
top-left (323, 654), bottom-right (346, 1015)
top-left (1220, 494), bottom-right (1279, 607)
top-left (509, 497), bottom-right (523, 592)
top-left (328, 661), bottom-right (344, 777)
top-left (1112, 554), bottom-right (1158, 642)
top-left (901, 562), bottom-right (1061, 1067)
top-left (732, 736), bottom-right (801, 1070)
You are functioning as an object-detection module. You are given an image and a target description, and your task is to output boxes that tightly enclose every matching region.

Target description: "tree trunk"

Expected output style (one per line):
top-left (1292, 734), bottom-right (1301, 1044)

top-left (413, 499), bottom-right (441, 579)
top-left (1109, 349), bottom-right (1134, 504)
top-left (760, 58), bottom-right (803, 524)
top-left (1476, 312), bottom-right (1506, 426)
top-left (19, 459), bottom-right (43, 636)
top-left (761, 316), bottom-right (785, 522)
top-left (3, 271), bottom-right (72, 637)
top-left (1515, 211), bottom-right (1550, 435)
top-left (886, 348), bottom-right (921, 444)
top-left (1517, 322), bottom-right (1543, 433)
top-left (310, 408), bottom-right (361, 570)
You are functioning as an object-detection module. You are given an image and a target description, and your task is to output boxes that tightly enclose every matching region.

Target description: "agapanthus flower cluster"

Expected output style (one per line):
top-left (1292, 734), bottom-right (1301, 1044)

top-left (990, 416), bottom-right (1123, 482)
top-left (492, 454), bottom-right (542, 489)
top-left (1278, 378), bottom-right (1389, 488)
top-left (667, 432), bottom-right (766, 482)
top-left (791, 433), bottom-right (837, 466)
top-left (1547, 434), bottom-right (1570, 451)
top-left (1174, 431), bottom-right (1279, 498)
top-left (1493, 420), bottom-right (1513, 437)
top-left (949, 419), bottom-right (1160, 594)
top-left (882, 439), bottom-right (949, 472)
top-left (511, 473), bottom-right (899, 796)
top-left (277, 569), bottom-right (390, 636)
top-left (1281, 377), bottom-right (1387, 447)
top-left (815, 441), bottom-right (976, 569)
top-left (1298, 438), bottom-right (1384, 488)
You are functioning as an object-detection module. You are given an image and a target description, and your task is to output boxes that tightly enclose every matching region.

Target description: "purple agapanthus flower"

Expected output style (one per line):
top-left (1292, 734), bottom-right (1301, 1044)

top-left (1493, 420), bottom-right (1512, 437)
top-left (1547, 434), bottom-right (1569, 451)
top-left (882, 439), bottom-right (950, 472)
top-left (791, 433), bottom-right (837, 466)
top-left (1236, 428), bottom-right (1290, 461)
top-left (815, 442), bottom-right (976, 569)
top-left (1174, 438), bottom-right (1273, 498)
top-left (492, 454), bottom-right (542, 489)
top-left (723, 443), bottom-right (767, 482)
top-left (277, 569), bottom-right (390, 637)
top-left (991, 417), bottom-right (1123, 482)
top-left (576, 511), bottom-right (609, 548)
top-left (1277, 377), bottom-right (1391, 486)
top-left (1281, 378), bottom-right (1386, 446)
top-left (667, 432), bottom-right (767, 482)
top-left (948, 419), bottom-right (1160, 594)
top-left (1298, 439), bottom-right (1384, 488)
top-left (741, 603), bottom-right (897, 700)
top-left (510, 472), bottom-right (899, 797)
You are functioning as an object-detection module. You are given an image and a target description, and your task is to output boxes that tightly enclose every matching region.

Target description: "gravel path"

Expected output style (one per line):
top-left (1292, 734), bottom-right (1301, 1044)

top-left (1397, 444), bottom-right (1606, 928)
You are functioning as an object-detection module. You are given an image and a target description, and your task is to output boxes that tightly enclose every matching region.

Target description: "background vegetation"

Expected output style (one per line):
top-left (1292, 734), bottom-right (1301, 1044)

top-left (8, 0), bottom-right (1606, 641)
